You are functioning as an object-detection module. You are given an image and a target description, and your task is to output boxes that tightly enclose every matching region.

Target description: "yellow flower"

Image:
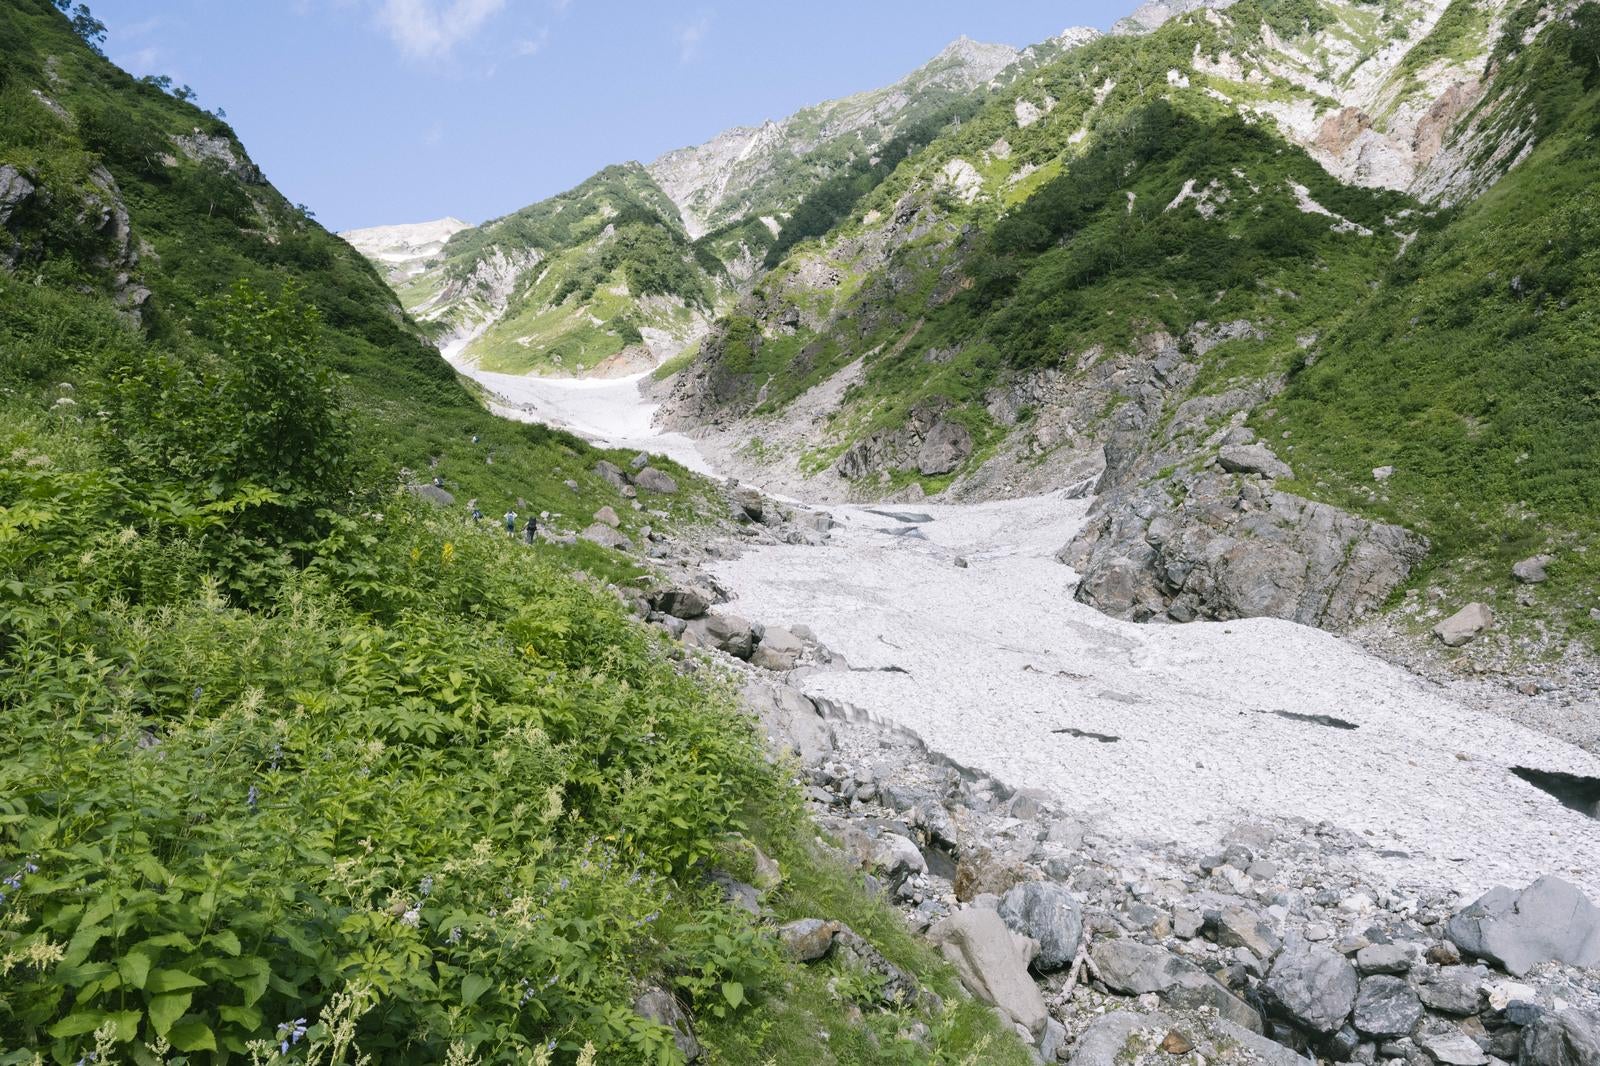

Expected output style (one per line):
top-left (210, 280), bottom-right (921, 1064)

top-left (442, 541), bottom-right (456, 564)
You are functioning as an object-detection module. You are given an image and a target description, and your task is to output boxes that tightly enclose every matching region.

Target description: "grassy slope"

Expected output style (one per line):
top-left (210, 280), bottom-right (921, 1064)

top-left (1263, 5), bottom-right (1600, 645)
top-left (425, 165), bottom-right (722, 376)
top-left (0, 4), bottom-right (1031, 1063)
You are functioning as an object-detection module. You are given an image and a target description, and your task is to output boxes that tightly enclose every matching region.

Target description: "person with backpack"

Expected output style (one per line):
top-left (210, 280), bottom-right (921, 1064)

top-left (522, 515), bottom-right (537, 544)
top-left (503, 509), bottom-right (518, 535)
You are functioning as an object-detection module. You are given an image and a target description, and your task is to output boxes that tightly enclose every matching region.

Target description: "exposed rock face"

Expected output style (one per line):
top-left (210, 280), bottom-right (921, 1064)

top-left (1092, 939), bottom-right (1206, 995)
top-left (916, 419), bottom-right (974, 476)
top-left (338, 217), bottom-right (471, 286)
top-left (646, 36), bottom-right (1022, 237)
top-left (1064, 469), bottom-right (1428, 627)
top-left (1445, 877), bottom-right (1600, 977)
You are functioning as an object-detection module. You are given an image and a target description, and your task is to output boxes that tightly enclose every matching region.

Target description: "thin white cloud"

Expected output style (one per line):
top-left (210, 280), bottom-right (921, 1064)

top-left (676, 12), bottom-right (710, 64)
top-left (376, 0), bottom-right (506, 60)
top-left (550, 0), bottom-right (571, 11)
top-left (514, 27), bottom-right (549, 56)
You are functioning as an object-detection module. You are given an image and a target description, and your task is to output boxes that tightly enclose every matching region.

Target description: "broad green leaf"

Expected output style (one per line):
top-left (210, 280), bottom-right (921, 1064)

top-left (720, 981), bottom-right (744, 1009)
top-left (461, 973), bottom-right (492, 1007)
top-left (147, 968), bottom-right (207, 993)
top-left (206, 929), bottom-right (242, 956)
top-left (218, 1004), bottom-right (263, 1030)
top-left (47, 1011), bottom-right (106, 1039)
top-left (148, 991), bottom-right (191, 1037)
top-left (118, 952), bottom-right (152, 990)
top-left (167, 1020), bottom-right (216, 1053)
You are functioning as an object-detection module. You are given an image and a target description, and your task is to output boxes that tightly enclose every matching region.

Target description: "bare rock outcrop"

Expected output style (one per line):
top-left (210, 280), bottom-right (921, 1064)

top-left (1063, 468), bottom-right (1427, 627)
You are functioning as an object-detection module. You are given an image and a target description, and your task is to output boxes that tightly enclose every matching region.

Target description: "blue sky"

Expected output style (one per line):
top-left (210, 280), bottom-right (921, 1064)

top-left (94, 1), bottom-right (1134, 231)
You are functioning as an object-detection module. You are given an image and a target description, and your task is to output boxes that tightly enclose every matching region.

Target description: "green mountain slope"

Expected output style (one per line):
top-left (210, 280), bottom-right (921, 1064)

top-left (0, 4), bottom-right (1032, 1063)
top-left (657, 0), bottom-right (1600, 651)
top-left (369, 31), bottom-right (1105, 376)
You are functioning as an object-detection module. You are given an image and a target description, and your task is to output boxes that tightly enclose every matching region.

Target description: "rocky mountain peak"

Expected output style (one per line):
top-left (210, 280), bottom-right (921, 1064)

top-left (1113, 0), bottom-right (1239, 35)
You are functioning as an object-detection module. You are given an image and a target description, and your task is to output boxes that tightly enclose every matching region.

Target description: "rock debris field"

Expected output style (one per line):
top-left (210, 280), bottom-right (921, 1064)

top-left (710, 491), bottom-right (1600, 901)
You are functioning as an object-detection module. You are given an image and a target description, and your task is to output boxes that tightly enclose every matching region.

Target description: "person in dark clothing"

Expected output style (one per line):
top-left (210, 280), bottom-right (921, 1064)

top-left (522, 516), bottom-right (537, 544)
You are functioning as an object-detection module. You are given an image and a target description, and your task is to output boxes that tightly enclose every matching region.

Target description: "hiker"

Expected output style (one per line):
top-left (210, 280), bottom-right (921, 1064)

top-left (522, 516), bottom-right (537, 544)
top-left (503, 509), bottom-right (518, 535)
top-left (432, 475), bottom-right (444, 488)
top-left (468, 499), bottom-right (483, 523)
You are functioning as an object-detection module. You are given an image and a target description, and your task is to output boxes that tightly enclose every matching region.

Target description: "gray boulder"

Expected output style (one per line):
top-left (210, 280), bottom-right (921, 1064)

top-left (917, 419), bottom-right (973, 476)
top-left (926, 908), bottom-right (1048, 1038)
top-left (1092, 939), bottom-right (1205, 995)
top-left (405, 483), bottom-right (454, 507)
top-left (1218, 443), bottom-right (1293, 480)
top-left (751, 626), bottom-right (805, 672)
top-left (1415, 965), bottom-right (1485, 1015)
top-left (1434, 602), bottom-right (1494, 647)
top-left (651, 587), bottom-right (710, 620)
top-left (871, 833), bottom-right (927, 885)
top-left (1416, 1021), bottom-right (1489, 1065)
top-left (1513, 555), bottom-right (1554, 584)
top-left (1262, 940), bottom-right (1359, 1035)
top-left (594, 460), bottom-right (631, 491)
top-left (1217, 904), bottom-right (1282, 960)
top-left (1066, 1011), bottom-right (1311, 1066)
top-left (1446, 876), bottom-right (1600, 976)
top-left (594, 505), bottom-right (621, 528)
top-left (995, 883), bottom-right (1081, 972)
top-left (1520, 1009), bottom-right (1600, 1066)
top-left (633, 986), bottom-right (700, 1062)
top-left (634, 467), bottom-right (679, 495)
top-left (696, 613), bottom-right (756, 659)
top-left (0, 164), bottom-right (36, 227)
top-left (1353, 975), bottom-right (1423, 1038)
top-left (777, 919), bottom-right (840, 962)
top-left (1355, 942), bottom-right (1415, 974)
top-left (580, 523), bottom-right (634, 551)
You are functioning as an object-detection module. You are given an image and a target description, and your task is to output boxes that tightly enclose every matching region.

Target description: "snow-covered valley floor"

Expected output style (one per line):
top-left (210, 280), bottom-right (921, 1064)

top-left (711, 493), bottom-right (1600, 900)
top-left (467, 366), bottom-right (1600, 899)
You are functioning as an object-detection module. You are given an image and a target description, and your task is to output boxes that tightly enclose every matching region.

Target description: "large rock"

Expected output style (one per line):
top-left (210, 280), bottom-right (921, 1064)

top-left (1216, 904), bottom-right (1282, 960)
top-left (871, 833), bottom-right (927, 885)
top-left (1446, 877), bottom-right (1600, 976)
top-left (694, 613), bottom-right (756, 660)
top-left (926, 908), bottom-right (1049, 1038)
top-left (1415, 966), bottom-right (1485, 1015)
top-left (952, 849), bottom-right (1032, 902)
top-left (634, 467), bottom-right (679, 495)
top-left (997, 882), bottom-right (1082, 972)
top-left (1521, 1009), bottom-right (1600, 1066)
top-left (917, 419), bottom-right (973, 476)
top-left (1353, 975), bottom-right (1423, 1038)
top-left (580, 523), bottom-right (634, 551)
top-left (1092, 939), bottom-right (1205, 995)
top-left (1065, 471), bottom-right (1427, 628)
top-left (594, 505), bottom-right (621, 528)
top-left (1513, 555), bottom-right (1554, 584)
top-left (594, 460), bottom-right (631, 491)
top-left (751, 626), bottom-right (805, 671)
top-left (405, 483), bottom-right (454, 507)
top-left (1218, 443), bottom-right (1293, 480)
top-left (633, 986), bottom-right (700, 1062)
top-left (1434, 603), bottom-right (1494, 647)
top-left (1262, 940), bottom-right (1358, 1035)
top-left (0, 164), bottom-right (37, 227)
top-left (651, 586), bottom-right (710, 620)
top-left (777, 919), bottom-right (840, 963)
top-left (1416, 1021), bottom-right (1489, 1065)
top-left (1066, 1011), bottom-right (1310, 1066)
